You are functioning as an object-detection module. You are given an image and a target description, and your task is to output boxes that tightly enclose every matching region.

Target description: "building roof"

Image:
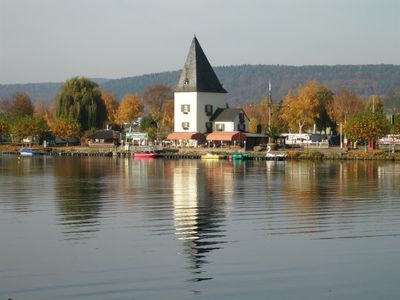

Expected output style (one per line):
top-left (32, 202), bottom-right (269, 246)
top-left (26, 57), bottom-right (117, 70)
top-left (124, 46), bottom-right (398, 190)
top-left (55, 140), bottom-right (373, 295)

top-left (210, 108), bottom-right (246, 122)
top-left (167, 132), bottom-right (206, 141)
top-left (89, 130), bottom-right (121, 140)
top-left (175, 37), bottom-right (227, 94)
top-left (206, 131), bottom-right (247, 141)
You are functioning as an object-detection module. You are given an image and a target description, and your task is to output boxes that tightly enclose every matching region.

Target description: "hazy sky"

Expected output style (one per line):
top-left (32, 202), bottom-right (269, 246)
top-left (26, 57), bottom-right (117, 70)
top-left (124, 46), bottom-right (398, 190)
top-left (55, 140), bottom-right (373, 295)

top-left (1, 0), bottom-right (399, 84)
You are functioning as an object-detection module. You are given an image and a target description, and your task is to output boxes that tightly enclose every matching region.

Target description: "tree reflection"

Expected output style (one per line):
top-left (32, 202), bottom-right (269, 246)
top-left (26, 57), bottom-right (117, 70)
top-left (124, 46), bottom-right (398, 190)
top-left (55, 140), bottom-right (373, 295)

top-left (53, 157), bottom-right (107, 240)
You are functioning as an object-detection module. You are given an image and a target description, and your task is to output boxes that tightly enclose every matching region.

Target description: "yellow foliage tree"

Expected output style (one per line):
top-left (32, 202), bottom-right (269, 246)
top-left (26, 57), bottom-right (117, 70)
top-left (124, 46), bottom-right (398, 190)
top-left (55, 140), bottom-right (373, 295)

top-left (160, 99), bottom-right (174, 133)
top-left (248, 118), bottom-right (259, 133)
top-left (280, 81), bottom-right (320, 133)
top-left (115, 94), bottom-right (144, 126)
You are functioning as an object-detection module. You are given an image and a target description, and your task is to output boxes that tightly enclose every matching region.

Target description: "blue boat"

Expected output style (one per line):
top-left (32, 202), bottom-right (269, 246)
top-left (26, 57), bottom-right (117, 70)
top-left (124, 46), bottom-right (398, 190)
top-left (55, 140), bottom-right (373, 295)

top-left (19, 148), bottom-right (41, 156)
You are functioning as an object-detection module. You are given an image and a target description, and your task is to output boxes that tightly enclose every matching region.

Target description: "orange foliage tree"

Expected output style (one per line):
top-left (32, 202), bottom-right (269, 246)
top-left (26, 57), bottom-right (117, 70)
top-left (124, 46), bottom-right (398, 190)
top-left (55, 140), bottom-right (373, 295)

top-left (327, 88), bottom-right (364, 125)
top-left (52, 117), bottom-right (81, 146)
top-left (115, 94), bottom-right (144, 126)
top-left (101, 90), bottom-right (119, 124)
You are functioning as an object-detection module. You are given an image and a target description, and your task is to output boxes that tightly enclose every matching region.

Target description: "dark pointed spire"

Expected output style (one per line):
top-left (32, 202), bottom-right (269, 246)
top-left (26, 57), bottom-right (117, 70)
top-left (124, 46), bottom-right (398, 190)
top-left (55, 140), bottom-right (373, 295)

top-left (175, 37), bottom-right (227, 93)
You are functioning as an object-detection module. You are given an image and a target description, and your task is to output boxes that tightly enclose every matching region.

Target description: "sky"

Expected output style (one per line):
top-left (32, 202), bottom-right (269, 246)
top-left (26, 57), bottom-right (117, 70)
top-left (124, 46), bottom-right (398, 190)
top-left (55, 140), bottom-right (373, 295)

top-left (0, 0), bottom-right (399, 84)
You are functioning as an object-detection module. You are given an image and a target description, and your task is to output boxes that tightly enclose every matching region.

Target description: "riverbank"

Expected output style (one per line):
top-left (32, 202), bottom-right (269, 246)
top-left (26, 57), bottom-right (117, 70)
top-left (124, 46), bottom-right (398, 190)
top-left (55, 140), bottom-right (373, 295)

top-left (2, 144), bottom-right (400, 161)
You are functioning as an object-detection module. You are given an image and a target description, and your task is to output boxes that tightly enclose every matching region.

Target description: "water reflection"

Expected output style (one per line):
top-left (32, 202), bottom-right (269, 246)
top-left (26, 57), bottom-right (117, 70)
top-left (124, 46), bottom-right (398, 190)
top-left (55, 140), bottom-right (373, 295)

top-left (53, 157), bottom-right (108, 240)
top-left (172, 160), bottom-right (232, 282)
top-left (277, 161), bottom-right (400, 239)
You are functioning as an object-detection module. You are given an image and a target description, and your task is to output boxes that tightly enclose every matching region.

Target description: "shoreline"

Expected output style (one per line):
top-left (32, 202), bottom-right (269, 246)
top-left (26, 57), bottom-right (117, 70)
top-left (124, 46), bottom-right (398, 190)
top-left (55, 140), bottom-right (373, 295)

top-left (2, 145), bottom-right (400, 161)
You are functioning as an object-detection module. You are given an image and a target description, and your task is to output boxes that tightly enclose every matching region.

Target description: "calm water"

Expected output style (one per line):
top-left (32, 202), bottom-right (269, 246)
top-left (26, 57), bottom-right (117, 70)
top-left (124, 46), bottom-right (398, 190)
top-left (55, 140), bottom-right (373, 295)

top-left (1, 156), bottom-right (400, 299)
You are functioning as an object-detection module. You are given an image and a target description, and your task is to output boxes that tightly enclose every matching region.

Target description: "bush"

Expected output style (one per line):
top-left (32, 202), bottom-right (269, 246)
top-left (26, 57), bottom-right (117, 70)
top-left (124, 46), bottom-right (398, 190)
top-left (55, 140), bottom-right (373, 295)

top-left (299, 150), bottom-right (324, 160)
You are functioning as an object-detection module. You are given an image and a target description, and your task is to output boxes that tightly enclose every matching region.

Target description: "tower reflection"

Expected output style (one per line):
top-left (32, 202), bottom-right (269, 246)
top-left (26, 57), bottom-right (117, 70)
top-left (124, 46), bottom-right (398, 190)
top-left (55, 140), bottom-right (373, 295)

top-left (172, 160), bottom-right (231, 282)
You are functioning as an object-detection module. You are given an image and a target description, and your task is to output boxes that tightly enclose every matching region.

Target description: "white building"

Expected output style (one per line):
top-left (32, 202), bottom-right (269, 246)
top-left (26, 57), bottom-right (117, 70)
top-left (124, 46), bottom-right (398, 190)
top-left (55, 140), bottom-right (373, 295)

top-left (168, 37), bottom-right (249, 146)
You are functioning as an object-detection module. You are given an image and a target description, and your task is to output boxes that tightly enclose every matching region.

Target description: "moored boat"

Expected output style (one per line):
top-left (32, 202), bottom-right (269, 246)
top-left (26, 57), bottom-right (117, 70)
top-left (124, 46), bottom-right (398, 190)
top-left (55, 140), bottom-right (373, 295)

top-left (231, 153), bottom-right (250, 160)
top-left (19, 148), bottom-right (41, 156)
top-left (201, 153), bottom-right (225, 160)
top-left (134, 152), bottom-right (159, 159)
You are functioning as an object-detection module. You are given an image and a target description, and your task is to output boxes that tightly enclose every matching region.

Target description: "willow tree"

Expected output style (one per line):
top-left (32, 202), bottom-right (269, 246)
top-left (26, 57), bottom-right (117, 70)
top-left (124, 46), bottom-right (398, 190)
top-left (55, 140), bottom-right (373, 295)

top-left (56, 77), bottom-right (106, 131)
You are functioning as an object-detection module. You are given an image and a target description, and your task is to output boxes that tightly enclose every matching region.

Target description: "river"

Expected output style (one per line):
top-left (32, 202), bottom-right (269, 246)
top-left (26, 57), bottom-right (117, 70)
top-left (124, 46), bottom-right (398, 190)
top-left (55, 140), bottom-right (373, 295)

top-left (1, 156), bottom-right (400, 299)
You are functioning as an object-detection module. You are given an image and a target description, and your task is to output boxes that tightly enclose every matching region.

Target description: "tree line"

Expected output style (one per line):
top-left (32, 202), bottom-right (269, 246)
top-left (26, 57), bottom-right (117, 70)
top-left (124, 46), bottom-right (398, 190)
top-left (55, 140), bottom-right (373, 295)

top-left (243, 80), bottom-right (400, 148)
top-left (0, 77), bottom-right (174, 144)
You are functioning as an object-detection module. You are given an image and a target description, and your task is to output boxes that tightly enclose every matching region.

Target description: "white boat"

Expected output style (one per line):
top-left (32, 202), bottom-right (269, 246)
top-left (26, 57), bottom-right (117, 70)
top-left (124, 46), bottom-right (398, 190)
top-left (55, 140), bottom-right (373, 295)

top-left (266, 145), bottom-right (286, 160)
top-left (19, 148), bottom-right (41, 156)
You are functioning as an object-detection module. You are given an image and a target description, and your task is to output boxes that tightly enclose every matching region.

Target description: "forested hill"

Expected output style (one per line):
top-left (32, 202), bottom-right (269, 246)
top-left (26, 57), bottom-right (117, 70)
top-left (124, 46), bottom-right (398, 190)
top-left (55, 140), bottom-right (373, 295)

top-left (1, 64), bottom-right (399, 106)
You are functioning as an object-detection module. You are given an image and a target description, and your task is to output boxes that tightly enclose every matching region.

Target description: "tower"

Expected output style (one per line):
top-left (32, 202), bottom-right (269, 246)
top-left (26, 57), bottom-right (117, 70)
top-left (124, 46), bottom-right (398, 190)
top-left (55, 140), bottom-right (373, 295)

top-left (174, 37), bottom-right (227, 133)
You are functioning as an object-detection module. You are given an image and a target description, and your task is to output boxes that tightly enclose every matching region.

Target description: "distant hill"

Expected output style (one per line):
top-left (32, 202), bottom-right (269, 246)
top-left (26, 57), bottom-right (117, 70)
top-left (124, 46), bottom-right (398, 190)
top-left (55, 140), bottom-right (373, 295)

top-left (1, 65), bottom-right (399, 106)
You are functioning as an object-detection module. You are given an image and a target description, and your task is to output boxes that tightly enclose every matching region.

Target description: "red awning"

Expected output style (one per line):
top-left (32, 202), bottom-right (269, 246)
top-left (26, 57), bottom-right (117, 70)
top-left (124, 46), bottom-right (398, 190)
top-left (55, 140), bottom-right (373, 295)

top-left (167, 132), bottom-right (206, 141)
top-left (206, 131), bottom-right (247, 141)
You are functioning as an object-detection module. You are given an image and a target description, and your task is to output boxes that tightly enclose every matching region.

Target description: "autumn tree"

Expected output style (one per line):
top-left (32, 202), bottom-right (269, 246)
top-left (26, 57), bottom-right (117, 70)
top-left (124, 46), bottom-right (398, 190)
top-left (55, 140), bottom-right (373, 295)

top-left (56, 77), bottom-right (106, 131)
top-left (115, 94), bottom-right (143, 126)
top-left (52, 117), bottom-right (81, 146)
top-left (0, 97), bottom-right (12, 115)
top-left (143, 85), bottom-right (173, 130)
top-left (248, 118), bottom-right (259, 133)
top-left (242, 102), bottom-right (259, 120)
top-left (327, 88), bottom-right (364, 126)
top-left (160, 99), bottom-right (174, 133)
top-left (365, 95), bottom-right (384, 113)
top-left (345, 110), bottom-right (390, 149)
top-left (280, 81), bottom-right (320, 134)
top-left (0, 92), bottom-right (34, 117)
top-left (33, 100), bottom-right (53, 126)
top-left (101, 90), bottom-right (119, 124)
top-left (10, 116), bottom-right (49, 141)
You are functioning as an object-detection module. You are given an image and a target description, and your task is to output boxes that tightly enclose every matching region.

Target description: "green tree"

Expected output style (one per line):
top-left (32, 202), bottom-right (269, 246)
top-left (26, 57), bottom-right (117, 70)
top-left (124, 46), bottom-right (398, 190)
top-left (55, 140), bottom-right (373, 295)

top-left (51, 117), bottom-right (81, 146)
top-left (10, 116), bottom-right (49, 142)
top-left (56, 77), bottom-right (106, 131)
top-left (0, 114), bottom-right (10, 136)
top-left (140, 116), bottom-right (157, 141)
top-left (314, 85), bottom-right (335, 134)
top-left (345, 110), bottom-right (390, 149)
top-left (391, 115), bottom-right (400, 134)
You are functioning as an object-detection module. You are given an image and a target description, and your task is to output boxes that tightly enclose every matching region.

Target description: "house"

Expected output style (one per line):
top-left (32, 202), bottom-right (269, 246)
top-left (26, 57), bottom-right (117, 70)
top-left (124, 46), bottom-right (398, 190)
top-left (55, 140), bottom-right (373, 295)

top-left (167, 36), bottom-right (250, 147)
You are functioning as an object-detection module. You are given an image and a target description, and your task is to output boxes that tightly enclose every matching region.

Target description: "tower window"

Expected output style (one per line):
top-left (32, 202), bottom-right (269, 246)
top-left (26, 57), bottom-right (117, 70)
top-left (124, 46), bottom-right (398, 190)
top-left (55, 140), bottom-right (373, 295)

top-left (181, 104), bottom-right (190, 114)
top-left (182, 122), bottom-right (189, 130)
top-left (205, 104), bottom-right (213, 116)
top-left (184, 78), bottom-right (189, 85)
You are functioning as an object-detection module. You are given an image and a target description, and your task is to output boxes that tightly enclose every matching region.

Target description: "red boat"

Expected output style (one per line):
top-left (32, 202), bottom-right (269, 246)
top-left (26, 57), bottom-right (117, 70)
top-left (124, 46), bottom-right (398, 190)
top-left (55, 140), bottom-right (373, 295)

top-left (133, 152), bottom-right (159, 159)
